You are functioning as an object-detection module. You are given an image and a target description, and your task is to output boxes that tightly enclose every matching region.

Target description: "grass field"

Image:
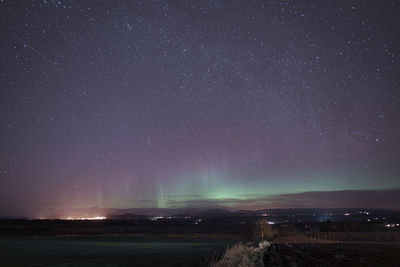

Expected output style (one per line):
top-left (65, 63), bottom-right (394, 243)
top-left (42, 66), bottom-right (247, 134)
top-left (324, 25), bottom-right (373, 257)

top-left (264, 242), bottom-right (400, 267)
top-left (0, 236), bottom-right (237, 266)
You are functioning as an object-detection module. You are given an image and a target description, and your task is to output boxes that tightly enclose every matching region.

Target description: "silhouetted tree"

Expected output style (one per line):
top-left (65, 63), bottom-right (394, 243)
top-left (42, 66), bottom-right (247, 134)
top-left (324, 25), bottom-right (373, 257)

top-left (254, 220), bottom-right (277, 241)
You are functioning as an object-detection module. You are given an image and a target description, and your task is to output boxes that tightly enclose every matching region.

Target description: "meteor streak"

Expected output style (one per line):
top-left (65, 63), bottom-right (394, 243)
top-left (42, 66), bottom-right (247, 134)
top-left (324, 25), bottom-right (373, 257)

top-left (15, 35), bottom-right (63, 71)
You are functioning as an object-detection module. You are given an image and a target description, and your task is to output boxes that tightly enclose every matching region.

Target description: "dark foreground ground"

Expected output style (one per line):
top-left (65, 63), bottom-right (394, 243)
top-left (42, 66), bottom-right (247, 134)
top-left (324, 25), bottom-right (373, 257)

top-left (2, 236), bottom-right (400, 266)
top-left (264, 242), bottom-right (400, 267)
top-left (0, 236), bottom-right (235, 267)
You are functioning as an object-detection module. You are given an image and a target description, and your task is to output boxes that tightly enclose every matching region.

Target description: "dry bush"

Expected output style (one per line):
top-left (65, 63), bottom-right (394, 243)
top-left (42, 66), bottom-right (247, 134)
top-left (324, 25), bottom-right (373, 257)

top-left (206, 243), bottom-right (264, 267)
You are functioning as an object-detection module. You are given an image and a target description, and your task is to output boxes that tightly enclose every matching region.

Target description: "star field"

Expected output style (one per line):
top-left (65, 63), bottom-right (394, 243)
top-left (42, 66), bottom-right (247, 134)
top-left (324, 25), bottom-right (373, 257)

top-left (1, 0), bottom-right (400, 216)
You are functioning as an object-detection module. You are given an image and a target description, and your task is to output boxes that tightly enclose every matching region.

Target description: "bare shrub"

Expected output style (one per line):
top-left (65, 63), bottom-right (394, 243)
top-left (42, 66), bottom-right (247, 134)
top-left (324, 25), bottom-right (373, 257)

top-left (254, 220), bottom-right (277, 242)
top-left (207, 243), bottom-right (263, 267)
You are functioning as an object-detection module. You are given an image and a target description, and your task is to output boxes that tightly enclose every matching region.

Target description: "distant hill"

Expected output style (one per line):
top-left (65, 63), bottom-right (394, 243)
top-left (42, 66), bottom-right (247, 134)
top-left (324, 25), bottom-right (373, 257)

top-left (10, 207), bottom-right (400, 220)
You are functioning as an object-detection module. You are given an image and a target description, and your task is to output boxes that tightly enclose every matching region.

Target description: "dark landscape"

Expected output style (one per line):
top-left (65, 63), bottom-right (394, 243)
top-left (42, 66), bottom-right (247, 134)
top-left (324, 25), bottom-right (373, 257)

top-left (1, 208), bottom-right (400, 266)
top-left (264, 243), bottom-right (400, 267)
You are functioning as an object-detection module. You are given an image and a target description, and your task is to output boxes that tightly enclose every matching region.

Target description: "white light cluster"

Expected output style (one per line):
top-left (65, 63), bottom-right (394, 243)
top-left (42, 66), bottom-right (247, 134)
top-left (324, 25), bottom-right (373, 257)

top-left (65, 216), bottom-right (106, 220)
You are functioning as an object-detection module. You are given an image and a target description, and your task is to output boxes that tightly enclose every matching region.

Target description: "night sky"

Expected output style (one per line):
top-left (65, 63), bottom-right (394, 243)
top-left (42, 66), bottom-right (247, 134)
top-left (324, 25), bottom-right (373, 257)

top-left (1, 0), bottom-right (400, 217)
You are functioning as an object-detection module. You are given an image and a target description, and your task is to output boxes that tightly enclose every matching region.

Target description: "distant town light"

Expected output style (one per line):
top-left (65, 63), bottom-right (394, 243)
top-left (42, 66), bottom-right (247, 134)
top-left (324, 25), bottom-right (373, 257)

top-left (149, 216), bottom-right (164, 221)
top-left (65, 216), bottom-right (106, 220)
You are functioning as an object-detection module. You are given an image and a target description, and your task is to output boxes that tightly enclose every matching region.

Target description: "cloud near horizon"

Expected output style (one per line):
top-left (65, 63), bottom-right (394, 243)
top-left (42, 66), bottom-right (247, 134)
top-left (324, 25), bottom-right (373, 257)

top-left (162, 189), bottom-right (400, 210)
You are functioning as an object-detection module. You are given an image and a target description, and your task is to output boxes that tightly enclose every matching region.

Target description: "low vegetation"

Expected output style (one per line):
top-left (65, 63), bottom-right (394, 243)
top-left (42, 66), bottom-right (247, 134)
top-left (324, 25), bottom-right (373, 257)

top-left (206, 243), bottom-right (265, 267)
top-left (276, 231), bottom-right (400, 243)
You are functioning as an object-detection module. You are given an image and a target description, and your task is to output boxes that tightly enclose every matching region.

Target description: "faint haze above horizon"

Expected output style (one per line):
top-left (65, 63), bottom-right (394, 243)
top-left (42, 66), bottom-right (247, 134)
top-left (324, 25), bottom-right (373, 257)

top-left (2, 189), bottom-right (400, 218)
top-left (1, 0), bottom-right (400, 216)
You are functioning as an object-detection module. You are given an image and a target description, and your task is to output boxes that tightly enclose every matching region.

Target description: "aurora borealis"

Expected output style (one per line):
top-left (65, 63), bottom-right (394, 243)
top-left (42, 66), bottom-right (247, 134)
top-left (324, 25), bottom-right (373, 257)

top-left (1, 1), bottom-right (400, 217)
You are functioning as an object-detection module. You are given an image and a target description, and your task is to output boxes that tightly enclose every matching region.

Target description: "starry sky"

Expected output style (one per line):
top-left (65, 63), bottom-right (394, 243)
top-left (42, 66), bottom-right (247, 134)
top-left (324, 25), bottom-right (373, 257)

top-left (1, 0), bottom-right (400, 217)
